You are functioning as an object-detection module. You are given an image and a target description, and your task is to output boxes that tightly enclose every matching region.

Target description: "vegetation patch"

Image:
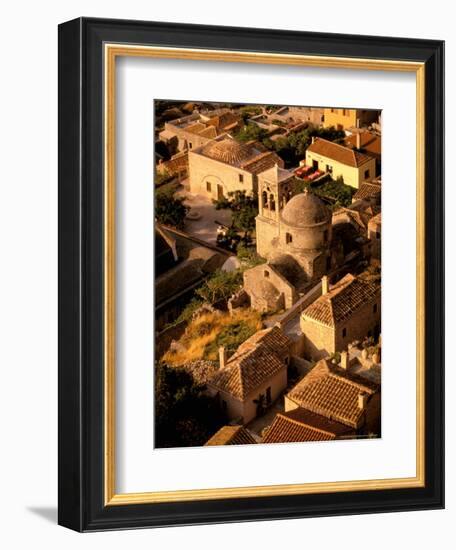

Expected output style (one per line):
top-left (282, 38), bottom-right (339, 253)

top-left (154, 362), bottom-right (225, 448)
top-left (162, 309), bottom-right (263, 367)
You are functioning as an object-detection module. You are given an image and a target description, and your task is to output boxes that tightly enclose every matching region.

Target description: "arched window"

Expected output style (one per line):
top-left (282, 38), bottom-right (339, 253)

top-left (262, 190), bottom-right (268, 208)
top-left (269, 194), bottom-right (276, 211)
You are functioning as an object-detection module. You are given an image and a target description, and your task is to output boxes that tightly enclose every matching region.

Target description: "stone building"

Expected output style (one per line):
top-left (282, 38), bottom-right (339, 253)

top-left (188, 134), bottom-right (283, 200)
top-left (243, 170), bottom-right (336, 311)
top-left (207, 326), bottom-right (291, 424)
top-left (159, 108), bottom-right (241, 152)
top-left (300, 273), bottom-right (381, 361)
top-left (255, 168), bottom-right (333, 278)
top-left (331, 198), bottom-right (381, 262)
top-left (323, 108), bottom-right (379, 131)
top-left (368, 213), bottom-right (382, 261)
top-left (284, 358), bottom-right (381, 435)
top-left (305, 137), bottom-right (376, 188)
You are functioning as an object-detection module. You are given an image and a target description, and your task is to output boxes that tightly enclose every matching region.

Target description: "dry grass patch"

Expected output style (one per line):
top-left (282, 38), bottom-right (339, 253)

top-left (163, 309), bottom-right (262, 367)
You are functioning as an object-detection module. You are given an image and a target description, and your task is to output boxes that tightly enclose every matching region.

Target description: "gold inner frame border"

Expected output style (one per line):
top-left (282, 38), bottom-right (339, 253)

top-left (103, 44), bottom-right (425, 505)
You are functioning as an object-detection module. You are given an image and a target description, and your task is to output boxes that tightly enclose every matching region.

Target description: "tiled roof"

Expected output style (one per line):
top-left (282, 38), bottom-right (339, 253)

top-left (307, 137), bottom-right (373, 168)
top-left (287, 360), bottom-right (379, 428)
top-left (353, 181), bottom-right (381, 201)
top-left (200, 137), bottom-right (253, 165)
top-left (205, 425), bottom-right (257, 446)
top-left (263, 408), bottom-right (354, 443)
top-left (209, 326), bottom-right (291, 399)
top-left (160, 152), bottom-right (188, 175)
top-left (197, 126), bottom-right (218, 139)
top-left (345, 132), bottom-right (381, 157)
top-left (301, 274), bottom-right (379, 327)
top-left (240, 151), bottom-right (284, 175)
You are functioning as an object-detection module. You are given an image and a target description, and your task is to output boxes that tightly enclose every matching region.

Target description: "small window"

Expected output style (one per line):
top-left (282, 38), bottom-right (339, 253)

top-left (373, 304), bottom-right (378, 313)
top-left (364, 169), bottom-right (370, 179)
top-left (239, 174), bottom-right (244, 183)
top-left (264, 270), bottom-right (269, 278)
top-left (266, 387), bottom-right (272, 405)
top-left (326, 164), bottom-right (333, 174)
top-left (262, 190), bottom-right (268, 208)
top-left (189, 142), bottom-right (193, 149)
top-left (342, 109), bottom-right (347, 116)
top-left (376, 231), bottom-right (381, 240)
top-left (206, 181), bottom-right (211, 192)
top-left (342, 328), bottom-right (347, 338)
top-left (269, 194), bottom-right (276, 211)
top-left (286, 233), bottom-right (292, 244)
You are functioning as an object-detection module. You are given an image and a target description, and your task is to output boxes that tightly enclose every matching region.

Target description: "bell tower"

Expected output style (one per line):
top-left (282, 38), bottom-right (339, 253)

top-left (256, 165), bottom-right (297, 259)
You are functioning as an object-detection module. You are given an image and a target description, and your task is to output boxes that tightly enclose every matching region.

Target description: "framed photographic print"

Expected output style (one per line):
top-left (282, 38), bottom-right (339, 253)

top-left (58, 17), bottom-right (444, 531)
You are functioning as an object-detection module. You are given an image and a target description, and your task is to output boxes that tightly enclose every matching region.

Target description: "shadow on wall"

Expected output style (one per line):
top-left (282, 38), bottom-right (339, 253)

top-left (27, 506), bottom-right (57, 524)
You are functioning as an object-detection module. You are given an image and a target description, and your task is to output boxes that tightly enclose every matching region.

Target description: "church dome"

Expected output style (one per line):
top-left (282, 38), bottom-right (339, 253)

top-left (281, 189), bottom-right (330, 227)
top-left (202, 138), bottom-right (251, 165)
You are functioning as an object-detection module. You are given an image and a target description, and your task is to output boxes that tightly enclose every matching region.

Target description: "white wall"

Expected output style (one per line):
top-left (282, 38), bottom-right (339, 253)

top-left (0, 0), bottom-right (452, 548)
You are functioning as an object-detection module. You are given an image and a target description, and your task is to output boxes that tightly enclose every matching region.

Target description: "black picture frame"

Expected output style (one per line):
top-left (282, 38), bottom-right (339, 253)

top-left (58, 17), bottom-right (444, 532)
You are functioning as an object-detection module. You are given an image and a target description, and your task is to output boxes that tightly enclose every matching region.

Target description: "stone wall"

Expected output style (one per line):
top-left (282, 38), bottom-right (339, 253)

top-left (300, 316), bottom-right (336, 361)
top-left (333, 296), bottom-right (381, 351)
top-left (188, 151), bottom-right (255, 199)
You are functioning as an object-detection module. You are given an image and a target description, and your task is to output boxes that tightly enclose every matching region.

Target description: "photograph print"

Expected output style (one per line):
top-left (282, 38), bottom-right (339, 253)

top-left (154, 101), bottom-right (382, 449)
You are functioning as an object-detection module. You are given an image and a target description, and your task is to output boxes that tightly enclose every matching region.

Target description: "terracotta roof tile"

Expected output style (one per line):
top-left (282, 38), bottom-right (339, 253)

top-left (205, 425), bottom-right (257, 446)
top-left (209, 326), bottom-right (291, 399)
top-left (263, 408), bottom-right (354, 443)
top-left (302, 274), bottom-right (379, 327)
top-left (160, 153), bottom-right (188, 175)
top-left (353, 181), bottom-right (381, 201)
top-left (240, 151), bottom-right (284, 175)
top-left (307, 137), bottom-right (373, 168)
top-left (345, 132), bottom-right (381, 157)
top-left (287, 360), bottom-right (379, 428)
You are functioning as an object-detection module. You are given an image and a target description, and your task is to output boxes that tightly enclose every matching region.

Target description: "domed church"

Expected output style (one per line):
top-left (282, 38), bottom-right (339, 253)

top-left (243, 166), bottom-right (341, 313)
top-left (256, 166), bottom-right (333, 280)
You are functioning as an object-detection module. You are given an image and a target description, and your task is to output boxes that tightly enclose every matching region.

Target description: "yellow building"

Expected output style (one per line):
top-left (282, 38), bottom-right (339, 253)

top-left (305, 137), bottom-right (376, 189)
top-left (323, 108), bottom-right (379, 131)
top-left (188, 135), bottom-right (283, 199)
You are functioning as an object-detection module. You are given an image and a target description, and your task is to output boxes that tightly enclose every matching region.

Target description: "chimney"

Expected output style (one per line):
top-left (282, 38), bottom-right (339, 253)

top-left (340, 350), bottom-right (349, 370)
top-left (311, 136), bottom-right (316, 144)
top-left (219, 346), bottom-right (228, 369)
top-left (356, 131), bottom-right (361, 150)
top-left (322, 275), bottom-right (329, 295)
top-left (358, 393), bottom-right (369, 410)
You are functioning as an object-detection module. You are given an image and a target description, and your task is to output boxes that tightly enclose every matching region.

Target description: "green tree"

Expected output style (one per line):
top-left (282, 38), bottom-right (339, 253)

top-left (235, 122), bottom-right (267, 143)
top-left (154, 362), bottom-right (225, 448)
top-left (195, 269), bottom-right (243, 305)
top-left (155, 190), bottom-right (188, 229)
top-left (213, 190), bottom-right (258, 236)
